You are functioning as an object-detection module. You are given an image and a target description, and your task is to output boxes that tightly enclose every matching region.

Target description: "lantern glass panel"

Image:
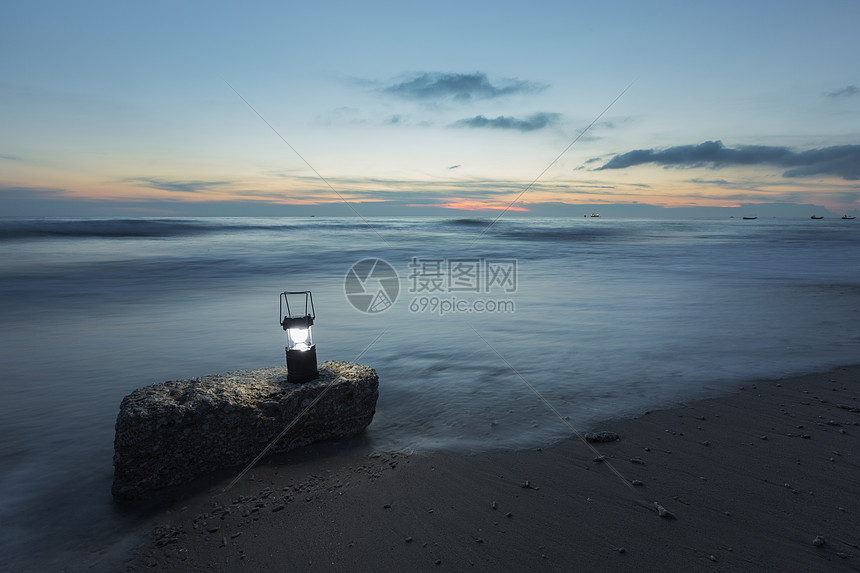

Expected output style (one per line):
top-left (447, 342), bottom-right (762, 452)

top-left (287, 327), bottom-right (312, 351)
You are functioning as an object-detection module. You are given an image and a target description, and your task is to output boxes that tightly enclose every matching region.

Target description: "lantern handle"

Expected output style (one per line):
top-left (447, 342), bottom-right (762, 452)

top-left (279, 290), bottom-right (315, 326)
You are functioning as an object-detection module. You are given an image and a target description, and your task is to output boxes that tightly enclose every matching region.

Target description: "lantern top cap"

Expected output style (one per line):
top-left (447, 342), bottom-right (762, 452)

top-left (280, 290), bottom-right (315, 326)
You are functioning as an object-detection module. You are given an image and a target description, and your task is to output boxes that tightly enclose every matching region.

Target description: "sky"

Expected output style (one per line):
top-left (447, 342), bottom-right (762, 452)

top-left (2, 0), bottom-right (859, 218)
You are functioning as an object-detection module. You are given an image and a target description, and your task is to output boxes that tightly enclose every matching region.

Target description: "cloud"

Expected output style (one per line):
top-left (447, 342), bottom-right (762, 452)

top-left (0, 154), bottom-right (22, 161)
top-left (689, 178), bottom-right (733, 186)
top-left (125, 177), bottom-right (233, 193)
top-left (448, 165), bottom-right (461, 170)
top-left (274, 175), bottom-right (581, 203)
top-left (378, 114), bottom-right (432, 127)
top-left (825, 191), bottom-right (860, 204)
top-left (383, 72), bottom-right (545, 102)
top-left (597, 140), bottom-right (860, 180)
top-left (451, 112), bottom-right (561, 132)
top-left (0, 184), bottom-right (67, 199)
top-left (825, 85), bottom-right (859, 98)
top-left (317, 106), bottom-right (366, 126)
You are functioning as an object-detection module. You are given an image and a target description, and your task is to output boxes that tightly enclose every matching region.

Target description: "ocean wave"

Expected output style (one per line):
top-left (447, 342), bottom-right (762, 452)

top-left (499, 225), bottom-right (627, 242)
top-left (0, 218), bottom-right (218, 239)
top-left (444, 218), bottom-right (494, 227)
top-left (0, 217), bottom-right (375, 240)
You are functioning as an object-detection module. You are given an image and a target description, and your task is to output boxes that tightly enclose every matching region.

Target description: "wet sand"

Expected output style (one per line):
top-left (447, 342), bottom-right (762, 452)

top-left (120, 365), bottom-right (859, 572)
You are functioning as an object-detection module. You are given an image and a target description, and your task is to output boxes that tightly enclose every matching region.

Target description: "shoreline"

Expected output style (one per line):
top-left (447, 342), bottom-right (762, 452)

top-left (120, 365), bottom-right (859, 571)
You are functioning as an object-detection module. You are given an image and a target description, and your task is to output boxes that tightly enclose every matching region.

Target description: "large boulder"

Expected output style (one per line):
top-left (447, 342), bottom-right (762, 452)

top-left (112, 360), bottom-right (378, 500)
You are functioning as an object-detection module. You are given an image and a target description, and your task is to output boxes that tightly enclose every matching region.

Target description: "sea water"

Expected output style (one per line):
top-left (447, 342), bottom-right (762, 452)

top-left (1, 216), bottom-right (858, 569)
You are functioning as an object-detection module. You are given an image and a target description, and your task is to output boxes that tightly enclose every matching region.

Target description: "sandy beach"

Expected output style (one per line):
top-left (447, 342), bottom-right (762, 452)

top-left (118, 365), bottom-right (859, 572)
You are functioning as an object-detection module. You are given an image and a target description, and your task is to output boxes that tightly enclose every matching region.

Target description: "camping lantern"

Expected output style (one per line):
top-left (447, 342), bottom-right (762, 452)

top-left (279, 290), bottom-right (319, 383)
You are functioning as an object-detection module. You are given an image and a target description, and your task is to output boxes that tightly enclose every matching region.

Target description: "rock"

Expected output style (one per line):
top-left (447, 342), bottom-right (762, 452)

top-left (813, 535), bottom-right (826, 547)
top-left (585, 431), bottom-right (620, 443)
top-left (654, 502), bottom-right (676, 519)
top-left (112, 360), bottom-right (379, 500)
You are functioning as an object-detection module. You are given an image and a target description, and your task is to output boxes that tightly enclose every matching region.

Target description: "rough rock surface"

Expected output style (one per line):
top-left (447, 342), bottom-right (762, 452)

top-left (585, 431), bottom-right (620, 443)
top-left (112, 360), bottom-right (378, 500)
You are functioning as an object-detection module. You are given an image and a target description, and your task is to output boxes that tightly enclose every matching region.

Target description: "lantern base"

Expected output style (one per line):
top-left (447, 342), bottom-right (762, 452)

top-left (286, 346), bottom-right (319, 383)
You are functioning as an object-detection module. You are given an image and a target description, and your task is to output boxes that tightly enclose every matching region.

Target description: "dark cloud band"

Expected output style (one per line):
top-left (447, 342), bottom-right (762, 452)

top-left (451, 112), bottom-right (561, 132)
top-left (826, 85), bottom-right (859, 98)
top-left (597, 140), bottom-right (860, 181)
top-left (383, 72), bottom-right (544, 102)
top-left (125, 177), bottom-right (232, 193)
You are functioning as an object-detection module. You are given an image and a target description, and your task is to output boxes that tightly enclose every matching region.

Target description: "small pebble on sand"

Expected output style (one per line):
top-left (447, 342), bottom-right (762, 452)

top-left (654, 502), bottom-right (676, 519)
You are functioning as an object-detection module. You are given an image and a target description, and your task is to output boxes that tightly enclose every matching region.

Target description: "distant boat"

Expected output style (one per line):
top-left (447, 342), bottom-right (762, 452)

top-left (810, 216), bottom-right (824, 220)
top-left (843, 215), bottom-right (856, 220)
top-left (589, 213), bottom-right (600, 217)
top-left (743, 216), bottom-right (757, 220)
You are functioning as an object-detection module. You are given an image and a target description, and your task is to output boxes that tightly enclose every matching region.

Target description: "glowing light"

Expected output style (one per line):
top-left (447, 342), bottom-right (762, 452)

top-left (289, 328), bottom-right (309, 343)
